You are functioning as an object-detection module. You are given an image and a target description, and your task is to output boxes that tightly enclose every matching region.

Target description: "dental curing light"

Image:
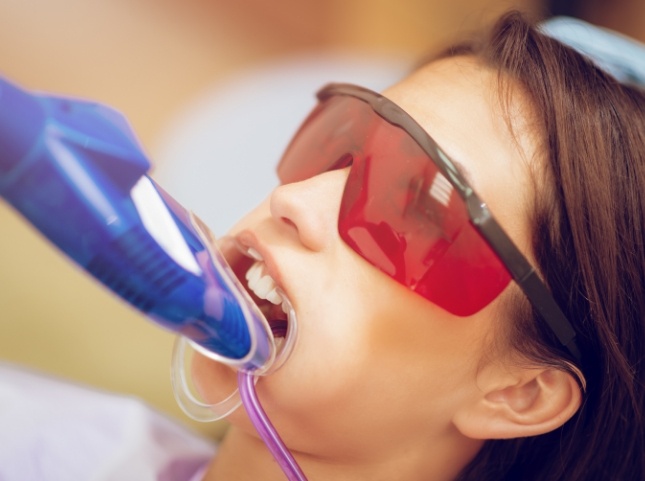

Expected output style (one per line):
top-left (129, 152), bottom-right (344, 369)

top-left (0, 76), bottom-right (276, 372)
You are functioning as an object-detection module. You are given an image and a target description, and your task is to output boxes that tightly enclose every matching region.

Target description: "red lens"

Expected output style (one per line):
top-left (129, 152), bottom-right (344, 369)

top-left (278, 96), bottom-right (373, 183)
top-left (278, 95), bottom-right (511, 316)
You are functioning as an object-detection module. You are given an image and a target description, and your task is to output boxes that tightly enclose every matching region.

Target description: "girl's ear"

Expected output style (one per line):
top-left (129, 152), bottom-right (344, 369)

top-left (452, 364), bottom-right (582, 439)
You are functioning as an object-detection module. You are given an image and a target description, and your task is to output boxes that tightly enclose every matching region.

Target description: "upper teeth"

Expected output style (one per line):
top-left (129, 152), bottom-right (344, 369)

top-left (247, 247), bottom-right (263, 261)
top-left (245, 261), bottom-right (283, 305)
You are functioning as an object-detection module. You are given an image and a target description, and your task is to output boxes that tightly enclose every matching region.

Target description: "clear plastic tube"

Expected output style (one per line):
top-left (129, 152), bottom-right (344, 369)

top-left (237, 371), bottom-right (307, 481)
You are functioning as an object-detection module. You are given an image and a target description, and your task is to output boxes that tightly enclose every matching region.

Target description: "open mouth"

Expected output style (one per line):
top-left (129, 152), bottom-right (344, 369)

top-left (218, 237), bottom-right (296, 370)
top-left (243, 252), bottom-right (291, 340)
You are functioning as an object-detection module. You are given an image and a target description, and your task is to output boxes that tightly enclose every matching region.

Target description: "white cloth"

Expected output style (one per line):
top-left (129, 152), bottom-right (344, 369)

top-left (0, 363), bottom-right (215, 481)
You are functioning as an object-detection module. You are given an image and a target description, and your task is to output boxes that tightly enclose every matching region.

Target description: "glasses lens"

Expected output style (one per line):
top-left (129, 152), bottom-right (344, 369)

top-left (278, 96), bottom-right (373, 183)
top-left (278, 94), bottom-right (511, 316)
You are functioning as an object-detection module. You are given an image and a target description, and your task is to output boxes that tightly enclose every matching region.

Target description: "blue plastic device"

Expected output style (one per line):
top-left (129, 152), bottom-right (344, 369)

top-left (0, 77), bottom-right (273, 372)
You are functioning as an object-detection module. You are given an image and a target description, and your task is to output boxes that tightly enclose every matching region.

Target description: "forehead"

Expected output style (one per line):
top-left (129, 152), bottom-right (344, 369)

top-left (382, 55), bottom-right (539, 255)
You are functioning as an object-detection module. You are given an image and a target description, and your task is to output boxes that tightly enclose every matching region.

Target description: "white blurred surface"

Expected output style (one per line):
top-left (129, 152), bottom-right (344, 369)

top-left (152, 53), bottom-right (408, 235)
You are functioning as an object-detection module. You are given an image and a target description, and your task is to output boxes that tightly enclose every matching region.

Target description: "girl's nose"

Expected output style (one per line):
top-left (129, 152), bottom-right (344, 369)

top-left (269, 168), bottom-right (349, 251)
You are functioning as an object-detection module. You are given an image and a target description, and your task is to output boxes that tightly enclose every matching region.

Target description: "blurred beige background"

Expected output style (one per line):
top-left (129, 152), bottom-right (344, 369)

top-left (4, 0), bottom-right (640, 438)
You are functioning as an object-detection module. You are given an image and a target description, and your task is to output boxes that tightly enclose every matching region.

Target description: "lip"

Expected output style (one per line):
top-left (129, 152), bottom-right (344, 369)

top-left (232, 229), bottom-right (288, 299)
top-left (230, 229), bottom-right (298, 373)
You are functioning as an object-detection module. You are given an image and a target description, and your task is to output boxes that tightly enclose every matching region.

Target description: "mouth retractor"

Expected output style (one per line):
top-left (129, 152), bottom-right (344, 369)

top-left (171, 229), bottom-right (298, 422)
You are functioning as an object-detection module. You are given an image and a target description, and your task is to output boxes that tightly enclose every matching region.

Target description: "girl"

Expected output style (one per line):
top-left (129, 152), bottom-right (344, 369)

top-left (189, 10), bottom-right (645, 481)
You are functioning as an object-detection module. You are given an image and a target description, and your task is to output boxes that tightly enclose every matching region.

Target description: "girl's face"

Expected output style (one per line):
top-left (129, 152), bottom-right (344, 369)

top-left (193, 56), bottom-right (538, 463)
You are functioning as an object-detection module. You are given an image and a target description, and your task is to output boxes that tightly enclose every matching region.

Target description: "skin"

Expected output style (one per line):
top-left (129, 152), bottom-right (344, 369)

top-left (192, 56), bottom-right (581, 481)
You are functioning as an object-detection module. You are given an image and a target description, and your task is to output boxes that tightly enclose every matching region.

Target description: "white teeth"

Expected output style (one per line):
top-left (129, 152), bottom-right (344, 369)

top-left (245, 261), bottom-right (263, 286)
top-left (245, 261), bottom-right (283, 306)
top-left (266, 288), bottom-right (282, 305)
top-left (247, 247), bottom-right (263, 261)
top-left (255, 275), bottom-right (275, 295)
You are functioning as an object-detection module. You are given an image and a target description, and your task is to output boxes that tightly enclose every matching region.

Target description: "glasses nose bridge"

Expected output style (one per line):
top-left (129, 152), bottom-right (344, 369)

top-left (269, 168), bottom-right (350, 251)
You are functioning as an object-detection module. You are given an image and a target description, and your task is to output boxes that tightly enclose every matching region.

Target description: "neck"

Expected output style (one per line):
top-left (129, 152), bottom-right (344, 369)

top-left (202, 425), bottom-right (482, 481)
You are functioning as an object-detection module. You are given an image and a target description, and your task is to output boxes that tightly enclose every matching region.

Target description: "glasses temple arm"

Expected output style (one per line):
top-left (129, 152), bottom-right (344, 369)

top-left (466, 196), bottom-right (582, 363)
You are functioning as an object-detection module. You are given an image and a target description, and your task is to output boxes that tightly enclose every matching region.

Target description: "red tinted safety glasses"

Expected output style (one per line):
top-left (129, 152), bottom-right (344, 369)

top-left (277, 83), bottom-right (581, 363)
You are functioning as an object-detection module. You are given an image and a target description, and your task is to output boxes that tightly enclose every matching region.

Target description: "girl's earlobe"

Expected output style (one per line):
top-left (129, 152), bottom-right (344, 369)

top-left (452, 366), bottom-right (582, 440)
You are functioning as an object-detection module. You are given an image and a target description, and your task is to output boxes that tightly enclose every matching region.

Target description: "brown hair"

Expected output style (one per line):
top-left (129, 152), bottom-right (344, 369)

top-left (448, 11), bottom-right (645, 481)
